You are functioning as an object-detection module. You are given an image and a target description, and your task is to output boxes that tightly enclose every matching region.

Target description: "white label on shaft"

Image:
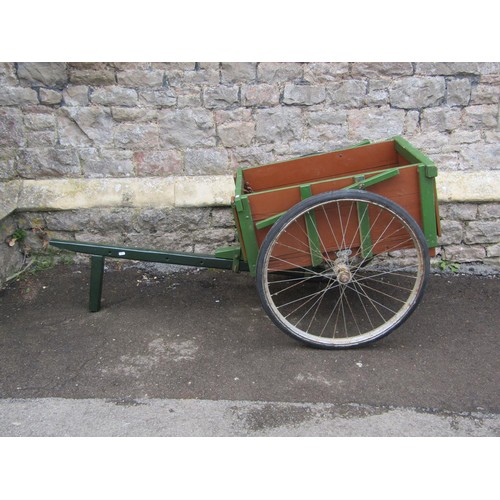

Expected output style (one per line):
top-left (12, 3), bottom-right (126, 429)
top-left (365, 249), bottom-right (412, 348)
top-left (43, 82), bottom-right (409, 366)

top-left (118, 251), bottom-right (126, 256)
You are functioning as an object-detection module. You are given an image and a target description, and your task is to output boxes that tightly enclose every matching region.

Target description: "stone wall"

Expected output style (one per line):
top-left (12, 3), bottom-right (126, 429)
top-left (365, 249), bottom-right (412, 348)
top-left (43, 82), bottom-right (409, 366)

top-left (1, 62), bottom-right (499, 282)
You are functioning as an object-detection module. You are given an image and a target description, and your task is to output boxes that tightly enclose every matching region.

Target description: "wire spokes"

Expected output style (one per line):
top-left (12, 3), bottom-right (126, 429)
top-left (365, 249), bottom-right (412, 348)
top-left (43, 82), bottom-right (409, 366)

top-left (258, 191), bottom-right (429, 347)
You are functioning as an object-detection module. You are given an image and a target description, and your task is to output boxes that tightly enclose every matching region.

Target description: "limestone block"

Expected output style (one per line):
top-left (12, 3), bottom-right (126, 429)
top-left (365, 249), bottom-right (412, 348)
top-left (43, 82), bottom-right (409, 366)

top-left (26, 129), bottom-right (57, 147)
top-left (138, 207), bottom-right (209, 233)
top-left (221, 63), bottom-right (257, 83)
top-left (255, 107), bottom-right (303, 143)
top-left (478, 203), bottom-right (500, 219)
top-left (214, 108), bottom-right (252, 124)
top-left (111, 107), bottom-right (158, 123)
top-left (24, 113), bottom-right (56, 131)
top-left (0, 108), bottom-right (26, 147)
top-left (184, 148), bottom-right (230, 175)
top-left (170, 66), bottom-right (219, 86)
top-left (421, 107), bottom-right (461, 132)
top-left (307, 124), bottom-right (347, 143)
top-left (444, 244), bottom-right (486, 261)
top-left (113, 123), bottom-right (159, 150)
top-left (305, 110), bottom-right (347, 126)
top-left (462, 104), bottom-right (498, 129)
top-left (439, 203), bottom-right (478, 221)
top-left (177, 91), bottom-right (202, 108)
top-left (258, 63), bottom-right (303, 83)
top-left (117, 69), bottom-right (164, 87)
top-left (218, 121), bottom-right (255, 147)
top-left (470, 83), bottom-right (500, 105)
top-left (446, 78), bottom-right (471, 106)
top-left (211, 207), bottom-right (234, 228)
top-left (138, 89), bottom-right (177, 107)
top-left (303, 63), bottom-right (349, 82)
top-left (486, 243), bottom-right (500, 257)
top-left (327, 80), bottom-right (367, 108)
top-left (0, 180), bottom-right (21, 219)
top-left (283, 84), bottom-right (326, 106)
top-left (230, 145), bottom-right (275, 168)
top-left (436, 171), bottom-right (500, 202)
top-left (0, 86), bottom-right (38, 106)
top-left (193, 227), bottom-right (236, 254)
top-left (347, 107), bottom-right (405, 141)
top-left (438, 220), bottom-right (464, 245)
top-left (0, 63), bottom-right (17, 85)
top-left (351, 62), bottom-right (413, 78)
top-left (39, 88), bottom-right (62, 105)
top-left (79, 149), bottom-right (135, 178)
top-left (17, 178), bottom-right (176, 211)
top-left (21, 110), bottom-right (59, 148)
top-left (0, 151), bottom-right (17, 180)
top-left (459, 143), bottom-right (500, 170)
top-left (390, 77), bottom-right (445, 109)
top-left (241, 84), bottom-right (280, 107)
top-left (448, 130), bottom-right (482, 146)
top-left (158, 109), bottom-right (216, 148)
top-left (415, 63), bottom-right (480, 76)
top-left (63, 86), bottom-right (90, 106)
top-left (69, 69), bottom-right (116, 86)
top-left (90, 87), bottom-right (138, 107)
top-left (133, 150), bottom-right (183, 176)
top-left (404, 110), bottom-right (420, 135)
top-left (57, 107), bottom-right (113, 147)
top-left (17, 62), bottom-right (68, 88)
top-left (465, 220), bottom-right (500, 244)
top-left (203, 86), bottom-right (239, 109)
top-left (174, 176), bottom-right (234, 207)
top-left (365, 80), bottom-right (390, 107)
top-left (16, 148), bottom-right (81, 178)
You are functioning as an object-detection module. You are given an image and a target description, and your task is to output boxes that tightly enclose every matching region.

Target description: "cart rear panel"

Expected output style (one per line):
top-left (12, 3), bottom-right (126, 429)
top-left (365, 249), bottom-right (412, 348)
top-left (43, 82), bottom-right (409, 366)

top-left (230, 137), bottom-right (440, 275)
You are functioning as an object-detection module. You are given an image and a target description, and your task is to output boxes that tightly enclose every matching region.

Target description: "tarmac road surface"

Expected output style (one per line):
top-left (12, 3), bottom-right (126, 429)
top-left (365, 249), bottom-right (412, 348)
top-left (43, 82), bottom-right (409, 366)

top-left (0, 263), bottom-right (498, 436)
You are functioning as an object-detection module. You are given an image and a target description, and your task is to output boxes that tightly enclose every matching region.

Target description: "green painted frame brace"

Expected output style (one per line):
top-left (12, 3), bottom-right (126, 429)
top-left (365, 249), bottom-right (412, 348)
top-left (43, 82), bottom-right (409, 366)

top-left (50, 240), bottom-right (249, 312)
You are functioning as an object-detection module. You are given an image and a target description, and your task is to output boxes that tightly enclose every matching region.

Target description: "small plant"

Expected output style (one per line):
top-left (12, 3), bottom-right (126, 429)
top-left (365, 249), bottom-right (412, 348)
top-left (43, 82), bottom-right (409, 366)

top-left (59, 253), bottom-right (75, 266)
top-left (437, 259), bottom-right (460, 273)
top-left (35, 255), bottom-right (55, 270)
top-left (6, 229), bottom-right (27, 247)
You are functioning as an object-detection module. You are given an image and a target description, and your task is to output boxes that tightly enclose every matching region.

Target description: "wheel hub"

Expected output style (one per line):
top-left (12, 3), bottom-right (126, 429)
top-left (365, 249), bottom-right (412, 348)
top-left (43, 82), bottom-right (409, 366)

top-left (333, 251), bottom-right (353, 284)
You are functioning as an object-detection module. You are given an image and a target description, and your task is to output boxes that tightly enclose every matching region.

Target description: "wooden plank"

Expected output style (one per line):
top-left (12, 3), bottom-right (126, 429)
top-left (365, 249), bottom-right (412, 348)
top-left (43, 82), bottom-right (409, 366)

top-left (242, 140), bottom-right (401, 193)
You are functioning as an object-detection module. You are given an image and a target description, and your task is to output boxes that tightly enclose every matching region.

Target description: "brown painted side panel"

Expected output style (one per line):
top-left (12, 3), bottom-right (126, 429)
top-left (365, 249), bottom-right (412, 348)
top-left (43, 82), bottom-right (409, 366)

top-left (242, 141), bottom-right (403, 193)
top-left (246, 165), bottom-right (425, 269)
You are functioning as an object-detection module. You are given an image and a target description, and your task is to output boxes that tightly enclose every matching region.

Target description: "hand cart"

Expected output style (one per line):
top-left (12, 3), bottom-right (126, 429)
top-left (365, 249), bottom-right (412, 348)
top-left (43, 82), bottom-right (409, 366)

top-left (50, 136), bottom-right (441, 349)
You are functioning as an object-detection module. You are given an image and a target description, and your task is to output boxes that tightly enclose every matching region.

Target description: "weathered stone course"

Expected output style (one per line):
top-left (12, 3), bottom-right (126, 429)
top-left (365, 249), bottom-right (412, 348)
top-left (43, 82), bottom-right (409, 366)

top-left (159, 109), bottom-right (216, 148)
top-left (1, 61), bottom-right (499, 276)
top-left (390, 77), bottom-right (446, 109)
top-left (17, 62), bottom-right (68, 89)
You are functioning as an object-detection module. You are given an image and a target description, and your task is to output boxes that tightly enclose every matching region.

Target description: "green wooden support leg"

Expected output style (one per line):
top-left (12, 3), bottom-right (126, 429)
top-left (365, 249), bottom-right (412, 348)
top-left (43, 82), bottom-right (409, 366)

top-left (89, 255), bottom-right (105, 312)
top-left (357, 202), bottom-right (373, 259)
top-left (300, 184), bottom-right (323, 267)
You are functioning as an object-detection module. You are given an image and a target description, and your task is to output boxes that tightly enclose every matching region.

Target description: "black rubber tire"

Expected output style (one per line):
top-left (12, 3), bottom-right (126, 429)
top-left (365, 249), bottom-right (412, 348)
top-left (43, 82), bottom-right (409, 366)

top-left (256, 190), bottom-right (430, 349)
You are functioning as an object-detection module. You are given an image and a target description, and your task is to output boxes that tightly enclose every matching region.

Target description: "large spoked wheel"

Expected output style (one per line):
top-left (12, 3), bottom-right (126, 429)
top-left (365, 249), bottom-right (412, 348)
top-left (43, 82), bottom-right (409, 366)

top-left (256, 190), bottom-right (430, 349)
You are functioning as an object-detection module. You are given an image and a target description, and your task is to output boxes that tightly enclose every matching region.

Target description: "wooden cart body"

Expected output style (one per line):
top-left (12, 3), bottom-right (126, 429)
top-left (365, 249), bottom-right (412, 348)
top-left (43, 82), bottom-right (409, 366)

top-left (223, 136), bottom-right (440, 276)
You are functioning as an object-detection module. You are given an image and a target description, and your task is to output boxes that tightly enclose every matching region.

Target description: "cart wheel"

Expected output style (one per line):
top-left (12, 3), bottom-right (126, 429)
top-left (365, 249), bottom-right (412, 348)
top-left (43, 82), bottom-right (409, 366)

top-left (256, 190), bottom-right (430, 348)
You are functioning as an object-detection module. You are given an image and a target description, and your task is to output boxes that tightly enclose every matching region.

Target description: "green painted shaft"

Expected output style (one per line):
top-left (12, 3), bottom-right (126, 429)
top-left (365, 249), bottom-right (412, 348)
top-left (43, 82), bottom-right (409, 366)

top-left (49, 240), bottom-right (249, 272)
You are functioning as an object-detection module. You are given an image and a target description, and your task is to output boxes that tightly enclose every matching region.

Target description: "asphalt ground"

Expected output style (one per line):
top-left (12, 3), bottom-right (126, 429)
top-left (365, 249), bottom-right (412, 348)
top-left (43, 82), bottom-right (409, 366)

top-left (0, 261), bottom-right (499, 437)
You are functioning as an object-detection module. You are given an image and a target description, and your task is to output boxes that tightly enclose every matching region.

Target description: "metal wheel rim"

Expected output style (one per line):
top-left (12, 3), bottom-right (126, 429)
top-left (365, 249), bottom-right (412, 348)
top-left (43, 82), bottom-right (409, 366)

top-left (260, 195), bottom-right (427, 347)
